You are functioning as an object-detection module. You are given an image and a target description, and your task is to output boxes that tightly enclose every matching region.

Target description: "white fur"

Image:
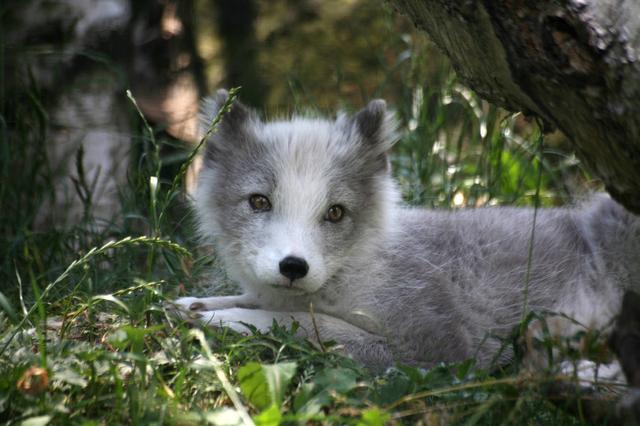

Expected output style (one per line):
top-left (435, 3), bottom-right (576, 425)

top-left (175, 93), bottom-right (640, 376)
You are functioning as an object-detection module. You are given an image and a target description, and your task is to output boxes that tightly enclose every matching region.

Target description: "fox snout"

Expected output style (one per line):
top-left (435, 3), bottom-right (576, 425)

top-left (279, 256), bottom-right (309, 281)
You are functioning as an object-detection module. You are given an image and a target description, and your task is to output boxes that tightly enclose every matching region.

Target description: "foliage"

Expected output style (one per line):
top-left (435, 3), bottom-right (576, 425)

top-left (0, 1), bottom-right (612, 425)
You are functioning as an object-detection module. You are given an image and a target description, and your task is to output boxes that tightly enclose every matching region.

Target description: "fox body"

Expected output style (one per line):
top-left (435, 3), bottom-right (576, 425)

top-left (175, 90), bottom-right (640, 372)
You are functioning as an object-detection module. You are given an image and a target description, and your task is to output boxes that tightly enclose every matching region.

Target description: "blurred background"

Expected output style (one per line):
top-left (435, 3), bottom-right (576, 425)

top-left (2, 0), bottom-right (596, 295)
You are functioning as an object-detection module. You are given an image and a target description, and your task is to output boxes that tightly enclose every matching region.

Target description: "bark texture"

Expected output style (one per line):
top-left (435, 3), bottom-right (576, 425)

top-left (390, 0), bottom-right (640, 213)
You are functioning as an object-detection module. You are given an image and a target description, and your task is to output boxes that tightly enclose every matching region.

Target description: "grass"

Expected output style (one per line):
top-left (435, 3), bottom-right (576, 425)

top-left (0, 53), bottom-right (620, 425)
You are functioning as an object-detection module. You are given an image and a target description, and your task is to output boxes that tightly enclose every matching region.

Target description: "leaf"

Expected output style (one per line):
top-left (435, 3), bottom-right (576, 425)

top-left (238, 361), bottom-right (297, 410)
top-left (292, 382), bottom-right (328, 418)
top-left (0, 291), bottom-right (17, 323)
top-left (358, 408), bottom-right (391, 426)
top-left (372, 370), bottom-right (413, 405)
top-left (90, 294), bottom-right (130, 314)
top-left (107, 325), bottom-right (163, 352)
top-left (455, 359), bottom-right (476, 380)
top-left (202, 408), bottom-right (244, 426)
top-left (293, 367), bottom-right (359, 417)
top-left (238, 363), bottom-right (270, 409)
top-left (106, 328), bottom-right (129, 350)
top-left (396, 364), bottom-right (426, 385)
top-left (253, 404), bottom-right (282, 426)
top-left (53, 366), bottom-right (88, 388)
top-left (21, 416), bottom-right (52, 426)
top-left (262, 362), bottom-right (297, 407)
top-left (312, 367), bottom-right (358, 393)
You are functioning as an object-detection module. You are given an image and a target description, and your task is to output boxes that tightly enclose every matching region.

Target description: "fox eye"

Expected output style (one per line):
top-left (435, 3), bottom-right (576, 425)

top-left (325, 205), bottom-right (344, 223)
top-left (249, 194), bottom-right (271, 212)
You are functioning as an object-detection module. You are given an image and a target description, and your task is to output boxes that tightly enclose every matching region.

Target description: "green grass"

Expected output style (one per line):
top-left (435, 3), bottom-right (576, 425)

top-left (0, 64), bottom-right (619, 425)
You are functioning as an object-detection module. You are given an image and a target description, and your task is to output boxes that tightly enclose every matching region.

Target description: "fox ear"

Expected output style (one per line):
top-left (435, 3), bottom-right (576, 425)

top-left (200, 89), bottom-right (259, 163)
top-left (200, 89), bottom-right (256, 137)
top-left (354, 99), bottom-right (398, 153)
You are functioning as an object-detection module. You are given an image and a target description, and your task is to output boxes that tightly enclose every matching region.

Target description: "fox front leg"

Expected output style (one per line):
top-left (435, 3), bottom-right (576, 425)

top-left (172, 294), bottom-right (259, 312)
top-left (193, 308), bottom-right (393, 371)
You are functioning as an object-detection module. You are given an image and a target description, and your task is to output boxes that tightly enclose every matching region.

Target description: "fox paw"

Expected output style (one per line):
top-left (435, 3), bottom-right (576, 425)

top-left (165, 299), bottom-right (206, 323)
top-left (173, 297), bottom-right (208, 312)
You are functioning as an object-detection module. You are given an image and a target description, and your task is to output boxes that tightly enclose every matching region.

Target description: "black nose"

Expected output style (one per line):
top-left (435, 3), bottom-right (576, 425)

top-left (279, 256), bottom-right (309, 281)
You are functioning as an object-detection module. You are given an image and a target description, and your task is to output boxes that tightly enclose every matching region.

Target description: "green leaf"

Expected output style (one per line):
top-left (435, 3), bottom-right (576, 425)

top-left (293, 367), bottom-right (359, 418)
top-left (107, 325), bottom-right (163, 352)
top-left (0, 291), bottom-right (17, 323)
top-left (262, 362), bottom-right (297, 407)
top-left (292, 382), bottom-right (328, 418)
top-left (254, 404), bottom-right (282, 426)
top-left (238, 361), bottom-right (297, 410)
top-left (53, 365), bottom-right (88, 388)
top-left (90, 294), bottom-right (130, 314)
top-left (372, 370), bottom-right (413, 405)
top-left (238, 362), bottom-right (270, 409)
top-left (358, 408), bottom-right (391, 426)
top-left (455, 359), bottom-right (476, 380)
top-left (312, 367), bottom-right (358, 393)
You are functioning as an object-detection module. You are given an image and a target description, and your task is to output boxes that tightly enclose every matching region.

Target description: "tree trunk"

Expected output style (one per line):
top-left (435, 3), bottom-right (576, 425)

top-left (215, 0), bottom-right (266, 108)
top-left (390, 0), bottom-right (640, 213)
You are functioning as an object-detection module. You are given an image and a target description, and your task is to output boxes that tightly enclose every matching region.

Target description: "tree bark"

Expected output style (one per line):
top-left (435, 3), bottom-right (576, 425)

top-left (390, 0), bottom-right (640, 213)
top-left (215, 0), bottom-right (266, 108)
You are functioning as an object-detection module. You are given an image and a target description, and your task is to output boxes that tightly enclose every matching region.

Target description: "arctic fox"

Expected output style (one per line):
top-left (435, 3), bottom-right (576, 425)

top-left (174, 90), bottom-right (640, 372)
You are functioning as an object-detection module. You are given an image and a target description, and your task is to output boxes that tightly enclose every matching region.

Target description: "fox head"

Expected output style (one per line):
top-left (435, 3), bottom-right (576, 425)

top-left (195, 90), bottom-right (399, 296)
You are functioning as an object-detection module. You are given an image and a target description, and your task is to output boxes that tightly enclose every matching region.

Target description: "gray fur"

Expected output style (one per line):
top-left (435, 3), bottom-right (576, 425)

top-left (176, 90), bottom-right (640, 373)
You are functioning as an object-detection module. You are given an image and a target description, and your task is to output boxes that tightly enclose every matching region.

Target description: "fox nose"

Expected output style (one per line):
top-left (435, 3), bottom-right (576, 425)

top-left (279, 256), bottom-right (309, 281)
